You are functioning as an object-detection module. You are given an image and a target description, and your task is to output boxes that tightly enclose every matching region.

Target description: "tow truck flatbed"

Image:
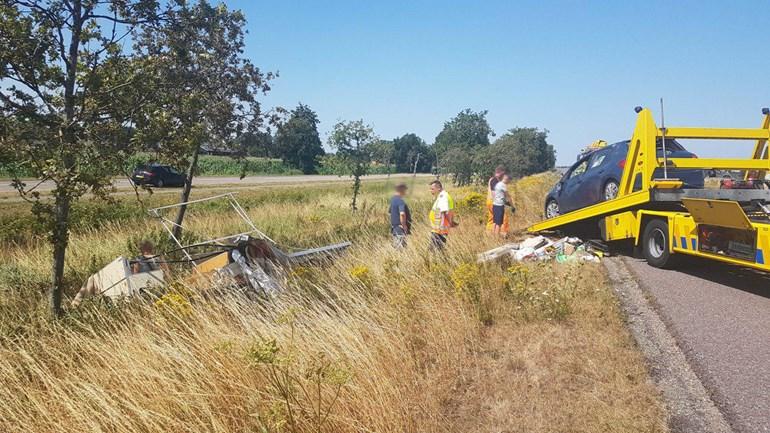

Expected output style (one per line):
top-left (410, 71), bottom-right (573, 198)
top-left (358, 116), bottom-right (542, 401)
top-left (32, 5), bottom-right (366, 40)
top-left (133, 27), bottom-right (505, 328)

top-left (528, 107), bottom-right (770, 272)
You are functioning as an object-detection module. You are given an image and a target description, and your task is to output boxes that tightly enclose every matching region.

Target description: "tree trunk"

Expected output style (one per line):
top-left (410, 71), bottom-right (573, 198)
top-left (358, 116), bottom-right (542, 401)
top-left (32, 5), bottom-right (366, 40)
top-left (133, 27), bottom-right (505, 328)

top-left (50, 191), bottom-right (70, 317)
top-left (351, 163), bottom-right (362, 211)
top-left (48, 0), bottom-right (82, 317)
top-left (172, 147), bottom-right (200, 240)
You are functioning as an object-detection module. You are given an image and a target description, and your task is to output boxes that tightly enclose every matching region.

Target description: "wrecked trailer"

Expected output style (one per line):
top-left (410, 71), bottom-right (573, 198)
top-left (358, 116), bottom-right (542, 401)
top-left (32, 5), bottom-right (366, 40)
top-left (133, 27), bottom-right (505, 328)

top-left (72, 192), bottom-right (350, 307)
top-left (149, 192), bottom-right (351, 295)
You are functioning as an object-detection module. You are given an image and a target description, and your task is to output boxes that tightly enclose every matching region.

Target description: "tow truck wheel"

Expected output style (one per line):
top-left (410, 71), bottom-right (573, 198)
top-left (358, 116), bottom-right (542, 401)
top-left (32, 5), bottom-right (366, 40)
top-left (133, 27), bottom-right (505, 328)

top-left (642, 219), bottom-right (672, 268)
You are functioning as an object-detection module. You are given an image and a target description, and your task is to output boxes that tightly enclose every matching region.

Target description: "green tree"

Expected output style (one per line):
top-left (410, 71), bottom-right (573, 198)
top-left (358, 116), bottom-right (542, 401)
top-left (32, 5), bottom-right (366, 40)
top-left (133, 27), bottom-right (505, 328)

top-left (275, 104), bottom-right (324, 174)
top-left (367, 139), bottom-right (394, 180)
top-left (440, 148), bottom-right (475, 186)
top-left (479, 128), bottom-right (555, 178)
top-left (434, 109), bottom-right (493, 154)
top-left (132, 0), bottom-right (276, 239)
top-left (0, 0), bottom-right (168, 316)
top-left (392, 133), bottom-right (433, 173)
top-left (239, 131), bottom-right (274, 158)
top-left (434, 109), bottom-right (493, 185)
top-left (328, 120), bottom-right (377, 210)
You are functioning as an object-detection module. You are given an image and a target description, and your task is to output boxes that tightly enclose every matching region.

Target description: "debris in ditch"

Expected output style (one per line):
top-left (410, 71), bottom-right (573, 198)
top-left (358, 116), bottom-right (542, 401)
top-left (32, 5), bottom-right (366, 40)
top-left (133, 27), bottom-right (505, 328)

top-left (72, 192), bottom-right (351, 307)
top-left (477, 234), bottom-right (603, 264)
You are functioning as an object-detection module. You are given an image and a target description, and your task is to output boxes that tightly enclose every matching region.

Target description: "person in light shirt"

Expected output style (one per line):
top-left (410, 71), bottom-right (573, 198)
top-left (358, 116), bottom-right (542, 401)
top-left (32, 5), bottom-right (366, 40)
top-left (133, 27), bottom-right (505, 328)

top-left (492, 174), bottom-right (513, 237)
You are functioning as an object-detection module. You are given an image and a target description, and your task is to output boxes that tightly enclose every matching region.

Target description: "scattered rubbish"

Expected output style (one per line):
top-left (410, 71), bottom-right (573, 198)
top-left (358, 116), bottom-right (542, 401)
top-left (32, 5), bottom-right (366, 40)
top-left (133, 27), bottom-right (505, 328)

top-left (477, 234), bottom-right (605, 264)
top-left (477, 243), bottom-right (520, 263)
top-left (520, 235), bottom-right (549, 250)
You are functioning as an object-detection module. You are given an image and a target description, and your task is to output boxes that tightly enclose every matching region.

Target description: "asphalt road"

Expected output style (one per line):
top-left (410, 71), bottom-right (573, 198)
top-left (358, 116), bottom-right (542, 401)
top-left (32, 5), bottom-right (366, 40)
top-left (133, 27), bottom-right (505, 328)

top-left (625, 257), bottom-right (770, 433)
top-left (0, 173), bottom-right (431, 195)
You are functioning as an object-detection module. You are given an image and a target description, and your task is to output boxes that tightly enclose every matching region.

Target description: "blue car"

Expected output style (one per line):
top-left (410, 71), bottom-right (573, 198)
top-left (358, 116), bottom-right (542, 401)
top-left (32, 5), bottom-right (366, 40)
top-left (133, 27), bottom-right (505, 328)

top-left (544, 139), bottom-right (704, 218)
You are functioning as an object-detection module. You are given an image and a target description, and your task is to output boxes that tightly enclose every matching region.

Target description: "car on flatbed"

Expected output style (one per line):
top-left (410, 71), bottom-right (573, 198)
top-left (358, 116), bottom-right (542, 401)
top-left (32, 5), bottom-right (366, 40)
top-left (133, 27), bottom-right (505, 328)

top-left (544, 139), bottom-right (704, 218)
top-left (131, 164), bottom-right (186, 188)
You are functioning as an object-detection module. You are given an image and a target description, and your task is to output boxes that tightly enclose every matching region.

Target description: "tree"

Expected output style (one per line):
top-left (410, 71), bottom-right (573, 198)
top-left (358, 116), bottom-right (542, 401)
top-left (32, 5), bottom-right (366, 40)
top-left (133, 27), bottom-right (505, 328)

top-left (434, 109), bottom-right (493, 154)
top-left (367, 139), bottom-right (394, 180)
top-left (440, 148), bottom-right (475, 186)
top-left (328, 120), bottom-right (377, 210)
top-left (0, 0), bottom-right (168, 316)
top-left (132, 0), bottom-right (276, 239)
top-left (479, 128), bottom-right (555, 178)
top-left (274, 104), bottom-right (324, 174)
top-left (392, 133), bottom-right (432, 173)
top-left (434, 109), bottom-right (493, 185)
top-left (239, 131), bottom-right (273, 158)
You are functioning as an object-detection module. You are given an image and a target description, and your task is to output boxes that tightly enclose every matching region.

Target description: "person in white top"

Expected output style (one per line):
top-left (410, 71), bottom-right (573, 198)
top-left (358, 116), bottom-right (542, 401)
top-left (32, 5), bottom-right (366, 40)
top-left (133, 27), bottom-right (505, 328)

top-left (492, 174), bottom-right (512, 236)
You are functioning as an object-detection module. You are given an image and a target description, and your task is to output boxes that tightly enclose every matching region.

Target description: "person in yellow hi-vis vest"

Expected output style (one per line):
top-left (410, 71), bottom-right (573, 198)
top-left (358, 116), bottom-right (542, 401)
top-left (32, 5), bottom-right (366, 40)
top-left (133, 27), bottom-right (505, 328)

top-left (428, 180), bottom-right (455, 251)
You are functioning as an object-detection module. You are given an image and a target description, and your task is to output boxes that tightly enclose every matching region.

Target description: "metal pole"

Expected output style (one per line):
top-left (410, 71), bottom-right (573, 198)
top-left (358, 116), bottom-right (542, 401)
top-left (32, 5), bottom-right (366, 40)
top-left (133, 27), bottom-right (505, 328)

top-left (152, 209), bottom-right (195, 263)
top-left (660, 98), bottom-right (668, 179)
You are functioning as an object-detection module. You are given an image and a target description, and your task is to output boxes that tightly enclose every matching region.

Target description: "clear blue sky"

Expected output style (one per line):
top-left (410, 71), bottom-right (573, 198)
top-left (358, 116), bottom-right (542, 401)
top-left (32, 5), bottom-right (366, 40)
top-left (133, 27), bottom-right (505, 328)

top-left (228, 0), bottom-right (770, 165)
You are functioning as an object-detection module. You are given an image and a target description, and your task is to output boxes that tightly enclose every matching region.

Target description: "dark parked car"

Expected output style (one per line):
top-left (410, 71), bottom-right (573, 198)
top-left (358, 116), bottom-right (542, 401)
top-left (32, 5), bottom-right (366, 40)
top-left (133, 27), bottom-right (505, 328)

top-left (131, 164), bottom-right (186, 188)
top-left (544, 139), bottom-right (704, 218)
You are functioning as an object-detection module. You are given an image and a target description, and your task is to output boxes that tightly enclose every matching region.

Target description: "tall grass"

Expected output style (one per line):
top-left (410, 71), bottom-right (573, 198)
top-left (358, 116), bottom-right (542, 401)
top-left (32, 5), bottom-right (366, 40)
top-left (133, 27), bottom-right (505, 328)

top-left (0, 173), bottom-right (667, 432)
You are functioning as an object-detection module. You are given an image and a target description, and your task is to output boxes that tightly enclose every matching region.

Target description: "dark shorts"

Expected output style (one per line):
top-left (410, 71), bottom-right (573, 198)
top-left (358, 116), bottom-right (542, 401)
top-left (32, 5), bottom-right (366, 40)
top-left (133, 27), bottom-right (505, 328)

top-left (492, 205), bottom-right (505, 225)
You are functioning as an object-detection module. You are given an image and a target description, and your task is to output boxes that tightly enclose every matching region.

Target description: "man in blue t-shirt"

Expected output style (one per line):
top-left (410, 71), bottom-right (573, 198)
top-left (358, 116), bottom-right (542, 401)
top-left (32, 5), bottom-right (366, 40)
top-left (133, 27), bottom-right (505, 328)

top-left (389, 183), bottom-right (412, 248)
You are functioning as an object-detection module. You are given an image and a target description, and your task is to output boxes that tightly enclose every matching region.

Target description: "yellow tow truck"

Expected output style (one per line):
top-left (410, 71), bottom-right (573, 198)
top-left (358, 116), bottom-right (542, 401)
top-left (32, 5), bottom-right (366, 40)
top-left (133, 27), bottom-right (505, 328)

top-left (529, 107), bottom-right (770, 270)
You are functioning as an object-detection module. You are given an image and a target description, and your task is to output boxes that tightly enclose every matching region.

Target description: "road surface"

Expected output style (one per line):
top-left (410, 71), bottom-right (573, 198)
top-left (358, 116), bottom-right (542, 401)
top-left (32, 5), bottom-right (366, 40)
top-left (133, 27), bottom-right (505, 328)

top-left (0, 173), bottom-right (431, 195)
top-left (626, 256), bottom-right (770, 433)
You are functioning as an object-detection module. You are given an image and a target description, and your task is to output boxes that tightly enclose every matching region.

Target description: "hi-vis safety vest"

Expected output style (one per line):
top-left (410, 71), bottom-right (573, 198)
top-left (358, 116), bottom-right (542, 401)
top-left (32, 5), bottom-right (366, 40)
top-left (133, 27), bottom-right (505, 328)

top-left (429, 190), bottom-right (455, 235)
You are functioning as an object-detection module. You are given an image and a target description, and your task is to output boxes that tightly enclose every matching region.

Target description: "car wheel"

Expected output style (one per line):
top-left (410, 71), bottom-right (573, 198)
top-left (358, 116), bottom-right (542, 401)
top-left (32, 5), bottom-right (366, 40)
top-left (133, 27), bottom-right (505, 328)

top-left (155, 179), bottom-right (165, 188)
top-left (545, 199), bottom-right (560, 219)
top-left (604, 180), bottom-right (619, 201)
top-left (642, 219), bottom-right (673, 268)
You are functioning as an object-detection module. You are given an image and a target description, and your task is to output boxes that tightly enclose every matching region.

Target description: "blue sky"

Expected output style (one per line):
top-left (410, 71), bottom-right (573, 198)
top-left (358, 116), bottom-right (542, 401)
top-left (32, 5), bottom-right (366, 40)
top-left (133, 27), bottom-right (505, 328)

top-left (228, 0), bottom-right (770, 165)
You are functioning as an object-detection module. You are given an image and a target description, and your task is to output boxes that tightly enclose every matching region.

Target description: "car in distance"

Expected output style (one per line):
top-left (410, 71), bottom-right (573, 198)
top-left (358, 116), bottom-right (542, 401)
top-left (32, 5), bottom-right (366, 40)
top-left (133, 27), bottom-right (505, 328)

top-left (544, 139), bottom-right (704, 218)
top-left (131, 164), bottom-right (186, 188)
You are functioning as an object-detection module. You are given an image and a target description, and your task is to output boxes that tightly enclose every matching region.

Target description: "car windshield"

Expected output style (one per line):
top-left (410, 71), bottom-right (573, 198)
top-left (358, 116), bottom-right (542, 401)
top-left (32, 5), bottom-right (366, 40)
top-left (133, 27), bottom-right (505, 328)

top-left (569, 159), bottom-right (589, 178)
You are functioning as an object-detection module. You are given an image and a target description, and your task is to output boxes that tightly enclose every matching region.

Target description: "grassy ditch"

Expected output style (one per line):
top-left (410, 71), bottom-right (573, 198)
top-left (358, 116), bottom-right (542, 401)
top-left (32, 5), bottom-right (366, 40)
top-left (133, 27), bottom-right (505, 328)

top-left (0, 172), bottom-right (667, 432)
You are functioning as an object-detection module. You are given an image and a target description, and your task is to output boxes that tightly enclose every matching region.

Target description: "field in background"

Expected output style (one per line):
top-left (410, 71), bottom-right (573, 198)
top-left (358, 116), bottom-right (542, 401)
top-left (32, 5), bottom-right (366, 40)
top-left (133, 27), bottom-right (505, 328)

top-left (0, 173), bottom-right (667, 432)
top-left (0, 154), bottom-right (405, 179)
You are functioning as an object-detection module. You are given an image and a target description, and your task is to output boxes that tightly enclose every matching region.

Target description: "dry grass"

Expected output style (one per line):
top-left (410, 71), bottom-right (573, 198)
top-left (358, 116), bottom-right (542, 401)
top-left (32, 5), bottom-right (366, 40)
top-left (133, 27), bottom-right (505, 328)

top-left (0, 173), bottom-right (667, 432)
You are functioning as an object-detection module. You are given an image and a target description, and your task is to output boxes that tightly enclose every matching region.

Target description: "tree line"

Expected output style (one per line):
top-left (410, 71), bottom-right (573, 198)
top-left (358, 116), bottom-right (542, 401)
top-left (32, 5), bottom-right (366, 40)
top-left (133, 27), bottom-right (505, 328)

top-left (0, 0), bottom-right (555, 317)
top-left (240, 106), bottom-right (555, 188)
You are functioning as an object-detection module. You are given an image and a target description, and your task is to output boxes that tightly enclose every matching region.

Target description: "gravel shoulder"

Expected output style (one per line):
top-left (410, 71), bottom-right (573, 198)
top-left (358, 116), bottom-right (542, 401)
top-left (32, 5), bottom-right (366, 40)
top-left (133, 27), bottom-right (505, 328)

top-left (604, 257), bottom-right (733, 433)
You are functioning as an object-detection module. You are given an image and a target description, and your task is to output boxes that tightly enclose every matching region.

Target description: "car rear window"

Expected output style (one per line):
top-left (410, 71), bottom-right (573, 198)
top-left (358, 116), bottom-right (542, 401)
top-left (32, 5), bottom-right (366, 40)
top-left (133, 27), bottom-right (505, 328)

top-left (656, 138), bottom-right (684, 151)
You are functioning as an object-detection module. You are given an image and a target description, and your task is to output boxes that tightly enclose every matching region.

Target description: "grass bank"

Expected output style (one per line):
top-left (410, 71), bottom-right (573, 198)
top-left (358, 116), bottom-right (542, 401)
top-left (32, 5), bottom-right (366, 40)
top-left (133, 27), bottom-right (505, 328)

top-left (0, 173), bottom-right (667, 432)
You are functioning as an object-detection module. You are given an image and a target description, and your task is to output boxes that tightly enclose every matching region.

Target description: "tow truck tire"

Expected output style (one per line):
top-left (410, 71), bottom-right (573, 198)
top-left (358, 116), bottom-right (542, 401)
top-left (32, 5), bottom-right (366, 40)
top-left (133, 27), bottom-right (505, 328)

top-left (642, 219), bottom-right (673, 268)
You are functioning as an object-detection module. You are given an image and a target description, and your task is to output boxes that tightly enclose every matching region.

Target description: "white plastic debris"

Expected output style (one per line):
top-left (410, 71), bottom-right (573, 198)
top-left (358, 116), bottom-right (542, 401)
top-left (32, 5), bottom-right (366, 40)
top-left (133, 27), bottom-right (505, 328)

top-left (477, 243), bottom-right (520, 263)
top-left (513, 247), bottom-right (536, 261)
top-left (520, 235), bottom-right (549, 250)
